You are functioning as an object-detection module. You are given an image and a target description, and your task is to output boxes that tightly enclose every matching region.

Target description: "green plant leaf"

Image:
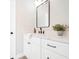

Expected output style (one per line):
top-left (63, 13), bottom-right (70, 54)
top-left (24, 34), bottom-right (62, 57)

top-left (52, 24), bottom-right (66, 31)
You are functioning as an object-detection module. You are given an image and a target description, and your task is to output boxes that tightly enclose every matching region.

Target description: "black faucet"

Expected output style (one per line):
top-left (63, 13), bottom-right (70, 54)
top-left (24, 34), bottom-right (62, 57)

top-left (38, 27), bottom-right (45, 34)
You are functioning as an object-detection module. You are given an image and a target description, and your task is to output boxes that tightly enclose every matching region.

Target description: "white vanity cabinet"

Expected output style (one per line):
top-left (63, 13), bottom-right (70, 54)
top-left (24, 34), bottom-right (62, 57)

top-left (24, 36), bottom-right (69, 59)
top-left (41, 39), bottom-right (69, 59)
top-left (24, 37), bottom-right (40, 59)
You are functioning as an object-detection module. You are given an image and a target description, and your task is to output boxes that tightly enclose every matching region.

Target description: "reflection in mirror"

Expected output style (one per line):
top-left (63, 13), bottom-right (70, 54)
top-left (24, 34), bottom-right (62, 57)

top-left (36, 0), bottom-right (50, 28)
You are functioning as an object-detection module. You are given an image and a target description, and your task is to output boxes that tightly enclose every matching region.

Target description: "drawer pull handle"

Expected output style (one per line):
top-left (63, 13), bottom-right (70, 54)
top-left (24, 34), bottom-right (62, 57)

top-left (47, 44), bottom-right (56, 48)
top-left (27, 42), bottom-right (31, 44)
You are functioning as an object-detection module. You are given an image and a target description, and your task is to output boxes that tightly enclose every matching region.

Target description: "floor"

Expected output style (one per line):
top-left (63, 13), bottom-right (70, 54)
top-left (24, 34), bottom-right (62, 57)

top-left (19, 56), bottom-right (27, 59)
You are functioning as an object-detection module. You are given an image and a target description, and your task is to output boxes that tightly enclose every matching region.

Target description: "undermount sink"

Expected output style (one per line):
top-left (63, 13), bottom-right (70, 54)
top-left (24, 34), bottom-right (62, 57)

top-left (24, 33), bottom-right (48, 39)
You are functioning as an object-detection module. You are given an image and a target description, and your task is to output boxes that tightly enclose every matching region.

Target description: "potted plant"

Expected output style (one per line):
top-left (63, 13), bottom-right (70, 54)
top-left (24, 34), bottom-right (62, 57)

top-left (52, 24), bottom-right (67, 36)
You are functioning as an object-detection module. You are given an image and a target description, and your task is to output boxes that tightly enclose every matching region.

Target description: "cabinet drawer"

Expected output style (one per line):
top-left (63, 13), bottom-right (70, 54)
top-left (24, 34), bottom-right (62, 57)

top-left (24, 38), bottom-right (40, 45)
top-left (41, 39), bottom-right (69, 58)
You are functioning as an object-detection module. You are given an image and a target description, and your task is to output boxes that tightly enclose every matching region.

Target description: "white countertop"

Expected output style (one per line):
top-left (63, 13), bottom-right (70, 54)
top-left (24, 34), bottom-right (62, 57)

top-left (24, 33), bottom-right (69, 44)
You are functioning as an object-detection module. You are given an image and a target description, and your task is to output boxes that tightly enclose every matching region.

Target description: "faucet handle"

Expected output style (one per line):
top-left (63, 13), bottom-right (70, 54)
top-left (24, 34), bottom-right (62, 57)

top-left (43, 30), bottom-right (45, 34)
top-left (40, 27), bottom-right (42, 30)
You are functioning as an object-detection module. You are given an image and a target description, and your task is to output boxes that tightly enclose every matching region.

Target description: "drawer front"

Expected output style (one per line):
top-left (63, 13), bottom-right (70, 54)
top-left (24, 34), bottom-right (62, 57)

top-left (41, 39), bottom-right (69, 58)
top-left (24, 38), bottom-right (40, 46)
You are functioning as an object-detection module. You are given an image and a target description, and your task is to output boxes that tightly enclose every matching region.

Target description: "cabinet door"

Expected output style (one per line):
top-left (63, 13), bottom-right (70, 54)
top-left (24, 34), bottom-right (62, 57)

top-left (10, 0), bottom-right (16, 58)
top-left (31, 38), bottom-right (41, 59)
top-left (53, 53), bottom-right (68, 59)
top-left (24, 38), bottom-right (40, 59)
top-left (42, 48), bottom-right (68, 59)
top-left (42, 48), bottom-right (55, 59)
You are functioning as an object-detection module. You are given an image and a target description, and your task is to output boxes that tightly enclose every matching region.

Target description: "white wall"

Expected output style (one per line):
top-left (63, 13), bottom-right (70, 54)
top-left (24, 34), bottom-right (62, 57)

top-left (16, 0), bottom-right (69, 55)
top-left (36, 0), bottom-right (69, 42)
top-left (43, 0), bottom-right (69, 42)
top-left (16, 0), bottom-right (35, 55)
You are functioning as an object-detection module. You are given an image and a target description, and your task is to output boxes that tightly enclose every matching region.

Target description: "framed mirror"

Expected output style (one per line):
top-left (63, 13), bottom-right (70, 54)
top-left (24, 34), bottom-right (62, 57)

top-left (36, 0), bottom-right (50, 28)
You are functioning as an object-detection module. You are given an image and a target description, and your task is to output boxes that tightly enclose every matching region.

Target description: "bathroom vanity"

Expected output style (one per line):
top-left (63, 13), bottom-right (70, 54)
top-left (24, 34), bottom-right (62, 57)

top-left (24, 34), bottom-right (69, 59)
top-left (10, 0), bottom-right (69, 59)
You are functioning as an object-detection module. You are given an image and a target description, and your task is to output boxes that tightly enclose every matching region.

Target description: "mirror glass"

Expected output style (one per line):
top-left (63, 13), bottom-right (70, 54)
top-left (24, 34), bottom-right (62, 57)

top-left (36, 0), bottom-right (50, 28)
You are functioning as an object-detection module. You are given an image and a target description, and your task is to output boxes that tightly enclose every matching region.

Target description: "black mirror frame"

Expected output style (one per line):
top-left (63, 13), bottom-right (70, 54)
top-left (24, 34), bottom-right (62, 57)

top-left (36, 0), bottom-right (50, 28)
